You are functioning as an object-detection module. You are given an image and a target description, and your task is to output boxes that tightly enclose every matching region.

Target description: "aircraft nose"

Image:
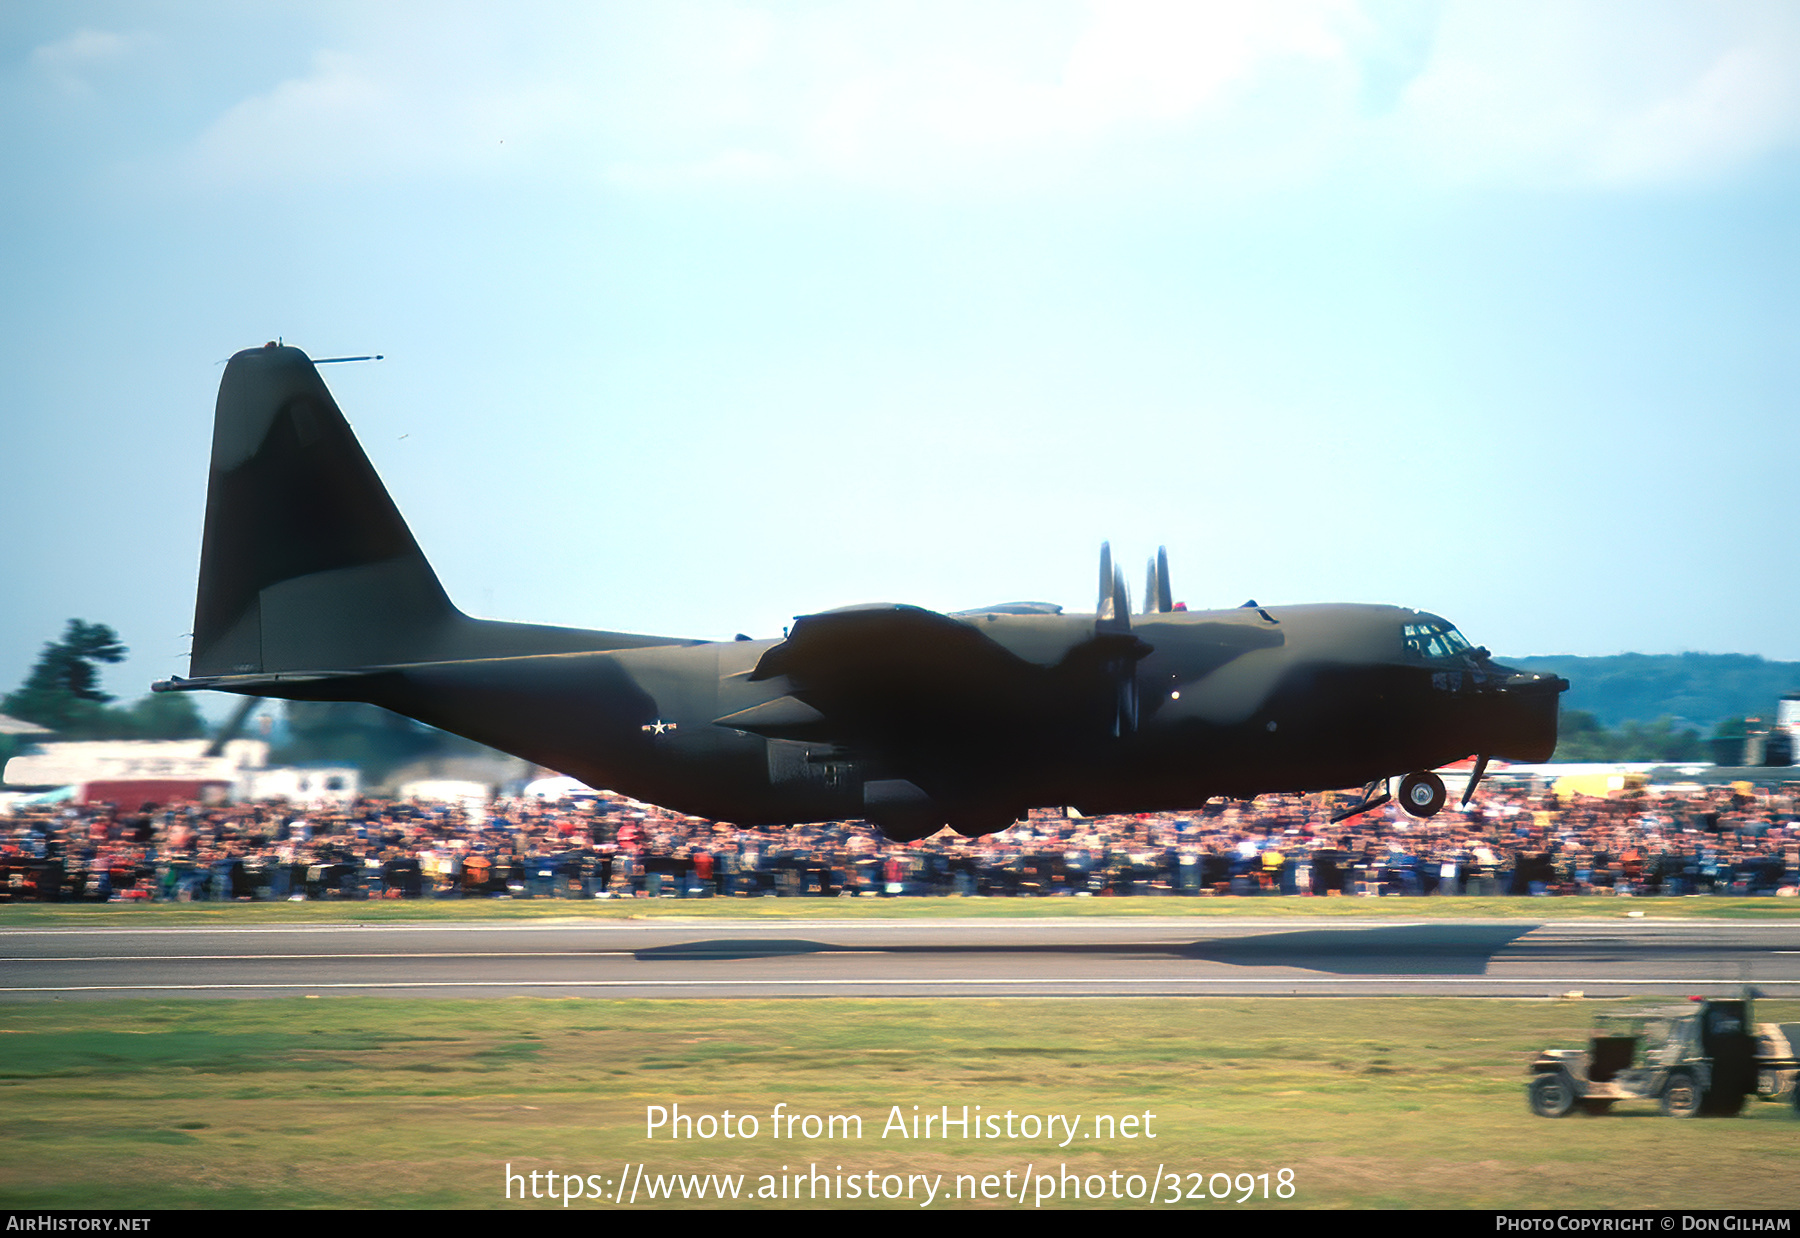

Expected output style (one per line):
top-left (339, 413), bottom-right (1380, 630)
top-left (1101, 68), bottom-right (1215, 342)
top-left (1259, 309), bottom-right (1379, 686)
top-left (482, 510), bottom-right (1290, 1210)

top-left (1481, 663), bottom-right (1569, 762)
top-left (1493, 667), bottom-right (1569, 697)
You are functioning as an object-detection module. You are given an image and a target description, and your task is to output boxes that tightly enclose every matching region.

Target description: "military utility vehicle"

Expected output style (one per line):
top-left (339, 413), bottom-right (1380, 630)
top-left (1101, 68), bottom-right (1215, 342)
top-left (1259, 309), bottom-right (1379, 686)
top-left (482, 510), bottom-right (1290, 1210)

top-left (1527, 995), bottom-right (1799, 1118)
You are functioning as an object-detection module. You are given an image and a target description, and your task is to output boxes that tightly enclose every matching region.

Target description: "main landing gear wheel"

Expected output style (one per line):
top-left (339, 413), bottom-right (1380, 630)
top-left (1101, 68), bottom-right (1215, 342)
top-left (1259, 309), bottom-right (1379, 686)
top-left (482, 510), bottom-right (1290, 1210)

top-left (1399, 771), bottom-right (1446, 818)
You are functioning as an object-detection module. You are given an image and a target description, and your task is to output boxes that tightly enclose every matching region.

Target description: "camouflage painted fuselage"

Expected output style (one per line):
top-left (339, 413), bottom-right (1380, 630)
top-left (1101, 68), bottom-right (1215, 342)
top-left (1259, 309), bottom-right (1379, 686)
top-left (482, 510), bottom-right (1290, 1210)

top-left (158, 345), bottom-right (1564, 838)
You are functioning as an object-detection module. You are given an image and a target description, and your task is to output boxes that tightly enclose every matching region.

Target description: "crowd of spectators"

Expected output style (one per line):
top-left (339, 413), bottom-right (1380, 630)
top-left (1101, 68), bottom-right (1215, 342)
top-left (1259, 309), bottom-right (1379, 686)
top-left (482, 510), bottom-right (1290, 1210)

top-left (2, 780), bottom-right (1797, 904)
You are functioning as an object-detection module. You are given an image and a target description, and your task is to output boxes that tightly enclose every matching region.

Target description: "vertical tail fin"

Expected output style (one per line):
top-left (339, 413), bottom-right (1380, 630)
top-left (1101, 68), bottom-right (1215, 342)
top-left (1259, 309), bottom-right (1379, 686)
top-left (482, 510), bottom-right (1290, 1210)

top-left (190, 344), bottom-right (457, 676)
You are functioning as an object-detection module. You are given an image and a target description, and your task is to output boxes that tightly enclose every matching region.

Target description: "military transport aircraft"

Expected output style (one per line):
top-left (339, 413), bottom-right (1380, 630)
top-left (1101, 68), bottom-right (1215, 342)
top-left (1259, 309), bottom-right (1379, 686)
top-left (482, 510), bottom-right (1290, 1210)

top-left (153, 344), bottom-right (1567, 841)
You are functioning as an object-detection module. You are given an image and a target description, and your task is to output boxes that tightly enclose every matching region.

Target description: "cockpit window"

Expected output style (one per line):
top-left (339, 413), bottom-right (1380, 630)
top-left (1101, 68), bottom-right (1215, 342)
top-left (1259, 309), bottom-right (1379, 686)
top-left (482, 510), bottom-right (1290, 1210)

top-left (1403, 621), bottom-right (1472, 661)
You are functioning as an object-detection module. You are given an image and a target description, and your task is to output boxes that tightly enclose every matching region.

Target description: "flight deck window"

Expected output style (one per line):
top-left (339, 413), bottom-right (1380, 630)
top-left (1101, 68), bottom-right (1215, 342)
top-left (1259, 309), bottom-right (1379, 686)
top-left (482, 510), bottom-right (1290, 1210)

top-left (1403, 622), bottom-right (1472, 661)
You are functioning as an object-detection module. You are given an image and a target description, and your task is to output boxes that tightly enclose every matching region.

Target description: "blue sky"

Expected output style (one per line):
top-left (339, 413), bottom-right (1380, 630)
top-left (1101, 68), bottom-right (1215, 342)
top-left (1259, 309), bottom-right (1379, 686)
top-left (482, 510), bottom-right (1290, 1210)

top-left (4, 1), bottom-right (1799, 714)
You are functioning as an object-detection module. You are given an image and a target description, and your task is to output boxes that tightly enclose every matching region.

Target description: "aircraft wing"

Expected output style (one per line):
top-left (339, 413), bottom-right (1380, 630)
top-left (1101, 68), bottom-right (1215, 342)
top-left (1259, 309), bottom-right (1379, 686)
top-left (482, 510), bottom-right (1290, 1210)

top-left (739, 604), bottom-right (1144, 755)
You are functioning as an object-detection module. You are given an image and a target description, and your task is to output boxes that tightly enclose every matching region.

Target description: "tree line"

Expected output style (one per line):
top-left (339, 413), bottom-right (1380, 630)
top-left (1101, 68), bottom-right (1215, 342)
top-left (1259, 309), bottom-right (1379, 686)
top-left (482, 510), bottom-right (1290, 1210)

top-left (2, 620), bottom-right (203, 741)
top-left (1550, 711), bottom-right (1710, 763)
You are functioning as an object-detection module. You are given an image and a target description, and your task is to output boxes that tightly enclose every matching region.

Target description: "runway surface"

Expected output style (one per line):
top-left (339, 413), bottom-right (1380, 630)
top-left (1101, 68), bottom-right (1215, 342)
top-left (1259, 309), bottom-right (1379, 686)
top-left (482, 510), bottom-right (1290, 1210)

top-left (4, 918), bottom-right (1799, 1000)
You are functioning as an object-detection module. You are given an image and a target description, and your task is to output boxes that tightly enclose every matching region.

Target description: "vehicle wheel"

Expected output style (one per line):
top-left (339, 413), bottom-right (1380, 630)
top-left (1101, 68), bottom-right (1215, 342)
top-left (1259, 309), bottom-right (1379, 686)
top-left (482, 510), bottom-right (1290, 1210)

top-left (1701, 1089), bottom-right (1746, 1117)
top-left (1661, 1069), bottom-right (1702, 1119)
top-left (1399, 771), bottom-right (1446, 818)
top-left (1578, 1099), bottom-right (1614, 1115)
top-left (1529, 1073), bottom-right (1574, 1117)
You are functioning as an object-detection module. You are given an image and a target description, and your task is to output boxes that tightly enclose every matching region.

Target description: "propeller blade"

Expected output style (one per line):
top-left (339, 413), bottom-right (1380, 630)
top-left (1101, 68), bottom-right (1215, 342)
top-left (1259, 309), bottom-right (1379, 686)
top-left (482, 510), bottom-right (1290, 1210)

top-left (1097, 542), bottom-right (1115, 620)
top-left (204, 696), bottom-right (261, 758)
top-left (1091, 544), bottom-right (1142, 737)
top-left (1097, 554), bottom-right (1135, 736)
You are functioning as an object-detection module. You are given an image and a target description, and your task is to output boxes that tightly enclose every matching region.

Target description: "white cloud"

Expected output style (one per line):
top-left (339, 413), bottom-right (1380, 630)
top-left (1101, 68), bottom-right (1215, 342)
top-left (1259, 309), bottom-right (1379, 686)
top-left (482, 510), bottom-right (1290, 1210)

top-left (1593, 38), bottom-right (1800, 184)
top-left (182, 33), bottom-right (587, 188)
top-left (169, 0), bottom-right (1800, 196)
top-left (1393, 0), bottom-right (1800, 187)
top-left (30, 28), bottom-right (143, 98)
top-left (1061, 0), bottom-right (1354, 128)
top-left (657, 0), bottom-right (1367, 190)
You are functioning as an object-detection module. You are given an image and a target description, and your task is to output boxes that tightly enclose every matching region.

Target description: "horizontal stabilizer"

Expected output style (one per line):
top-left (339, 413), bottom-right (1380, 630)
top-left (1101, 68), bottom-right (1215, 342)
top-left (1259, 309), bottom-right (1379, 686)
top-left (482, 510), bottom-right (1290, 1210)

top-left (154, 668), bottom-right (382, 695)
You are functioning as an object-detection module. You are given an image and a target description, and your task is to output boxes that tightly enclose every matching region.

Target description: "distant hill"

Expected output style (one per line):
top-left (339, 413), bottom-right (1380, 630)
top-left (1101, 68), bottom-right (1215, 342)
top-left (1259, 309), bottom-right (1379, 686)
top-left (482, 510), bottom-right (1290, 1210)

top-left (1498, 653), bottom-right (1800, 731)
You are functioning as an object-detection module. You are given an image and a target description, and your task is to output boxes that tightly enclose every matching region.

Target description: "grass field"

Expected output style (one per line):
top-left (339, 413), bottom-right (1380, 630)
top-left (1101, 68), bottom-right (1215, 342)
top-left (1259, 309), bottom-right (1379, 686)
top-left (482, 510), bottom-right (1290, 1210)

top-left (3, 893), bottom-right (1799, 928)
top-left (1, 995), bottom-right (1795, 1210)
